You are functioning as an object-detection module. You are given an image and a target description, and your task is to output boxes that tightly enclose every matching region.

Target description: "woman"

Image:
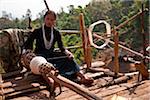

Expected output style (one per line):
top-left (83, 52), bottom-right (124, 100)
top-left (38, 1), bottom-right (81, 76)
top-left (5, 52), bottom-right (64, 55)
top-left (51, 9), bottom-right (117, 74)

top-left (24, 10), bottom-right (93, 85)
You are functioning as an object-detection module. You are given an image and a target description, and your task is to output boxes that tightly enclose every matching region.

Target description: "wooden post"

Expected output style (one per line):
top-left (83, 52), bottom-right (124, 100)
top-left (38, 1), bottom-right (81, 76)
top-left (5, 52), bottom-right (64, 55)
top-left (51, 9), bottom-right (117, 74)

top-left (79, 13), bottom-right (92, 69)
top-left (113, 30), bottom-right (119, 75)
top-left (140, 4), bottom-right (147, 65)
top-left (86, 29), bottom-right (92, 69)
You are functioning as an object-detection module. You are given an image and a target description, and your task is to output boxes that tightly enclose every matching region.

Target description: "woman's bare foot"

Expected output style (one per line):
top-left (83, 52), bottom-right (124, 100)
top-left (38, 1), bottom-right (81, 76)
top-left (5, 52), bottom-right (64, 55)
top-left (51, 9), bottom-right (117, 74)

top-left (80, 77), bottom-right (94, 86)
top-left (76, 71), bottom-right (94, 86)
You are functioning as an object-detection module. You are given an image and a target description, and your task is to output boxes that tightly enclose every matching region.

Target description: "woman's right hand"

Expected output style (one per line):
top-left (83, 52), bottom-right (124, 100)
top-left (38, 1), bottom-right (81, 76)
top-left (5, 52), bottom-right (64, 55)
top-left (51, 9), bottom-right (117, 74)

top-left (64, 49), bottom-right (74, 60)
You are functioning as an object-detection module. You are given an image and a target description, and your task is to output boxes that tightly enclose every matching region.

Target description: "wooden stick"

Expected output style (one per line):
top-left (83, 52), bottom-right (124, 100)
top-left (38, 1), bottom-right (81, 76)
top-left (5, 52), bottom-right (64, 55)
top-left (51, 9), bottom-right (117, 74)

top-left (43, 0), bottom-right (50, 11)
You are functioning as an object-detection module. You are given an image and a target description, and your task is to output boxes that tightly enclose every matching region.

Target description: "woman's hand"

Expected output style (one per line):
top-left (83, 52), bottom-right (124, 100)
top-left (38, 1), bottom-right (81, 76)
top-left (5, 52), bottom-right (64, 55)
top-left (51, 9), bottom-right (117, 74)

top-left (64, 50), bottom-right (74, 60)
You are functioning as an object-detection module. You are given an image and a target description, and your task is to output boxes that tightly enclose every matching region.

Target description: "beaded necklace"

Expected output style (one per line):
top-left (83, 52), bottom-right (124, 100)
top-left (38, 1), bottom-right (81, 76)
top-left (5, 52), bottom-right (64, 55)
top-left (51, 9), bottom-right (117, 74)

top-left (42, 24), bottom-right (54, 49)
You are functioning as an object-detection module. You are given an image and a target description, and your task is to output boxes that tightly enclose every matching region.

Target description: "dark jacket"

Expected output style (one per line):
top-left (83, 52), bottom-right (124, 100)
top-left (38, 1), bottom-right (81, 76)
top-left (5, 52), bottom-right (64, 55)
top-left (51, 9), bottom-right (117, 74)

top-left (24, 26), bottom-right (65, 58)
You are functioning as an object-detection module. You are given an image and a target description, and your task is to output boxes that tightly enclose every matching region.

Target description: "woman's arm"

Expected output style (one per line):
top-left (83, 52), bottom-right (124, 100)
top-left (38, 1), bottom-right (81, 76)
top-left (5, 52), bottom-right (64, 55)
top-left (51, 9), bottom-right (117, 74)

top-left (56, 30), bottom-right (74, 59)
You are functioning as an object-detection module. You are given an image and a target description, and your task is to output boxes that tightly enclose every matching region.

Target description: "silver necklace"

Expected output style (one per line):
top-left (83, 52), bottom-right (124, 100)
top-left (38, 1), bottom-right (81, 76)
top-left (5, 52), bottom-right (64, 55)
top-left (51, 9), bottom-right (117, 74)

top-left (42, 24), bottom-right (54, 49)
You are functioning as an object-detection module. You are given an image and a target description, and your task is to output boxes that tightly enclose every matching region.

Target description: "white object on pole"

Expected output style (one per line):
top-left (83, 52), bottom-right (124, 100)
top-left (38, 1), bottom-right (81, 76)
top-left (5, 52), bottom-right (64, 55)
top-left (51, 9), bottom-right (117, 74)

top-left (88, 20), bottom-right (111, 49)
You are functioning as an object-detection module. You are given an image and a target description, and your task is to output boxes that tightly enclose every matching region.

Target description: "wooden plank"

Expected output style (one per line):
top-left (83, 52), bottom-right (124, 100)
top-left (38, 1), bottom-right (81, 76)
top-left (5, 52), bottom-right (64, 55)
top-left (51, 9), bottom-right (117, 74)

top-left (132, 93), bottom-right (150, 100)
top-left (0, 74), bottom-right (46, 96)
top-left (56, 87), bottom-right (77, 100)
top-left (4, 73), bottom-right (42, 83)
top-left (10, 96), bottom-right (34, 100)
top-left (2, 84), bottom-right (35, 94)
top-left (2, 74), bottom-right (42, 89)
top-left (91, 61), bottom-right (105, 68)
top-left (5, 85), bottom-right (47, 99)
top-left (64, 94), bottom-right (86, 100)
top-left (96, 80), bottom-right (150, 98)
top-left (9, 90), bottom-right (50, 100)
top-left (104, 83), bottom-right (150, 100)
top-left (117, 81), bottom-right (150, 98)
top-left (2, 67), bottom-right (27, 79)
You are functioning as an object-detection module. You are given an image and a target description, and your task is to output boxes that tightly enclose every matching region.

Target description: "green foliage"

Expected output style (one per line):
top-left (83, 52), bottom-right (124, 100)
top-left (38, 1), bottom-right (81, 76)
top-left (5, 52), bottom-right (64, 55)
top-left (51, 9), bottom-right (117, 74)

top-left (61, 33), bottom-right (83, 64)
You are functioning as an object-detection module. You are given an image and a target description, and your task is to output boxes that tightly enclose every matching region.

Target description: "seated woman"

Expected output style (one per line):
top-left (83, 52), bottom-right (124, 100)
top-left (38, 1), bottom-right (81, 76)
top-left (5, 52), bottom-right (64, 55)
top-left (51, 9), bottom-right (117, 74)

top-left (23, 10), bottom-right (93, 85)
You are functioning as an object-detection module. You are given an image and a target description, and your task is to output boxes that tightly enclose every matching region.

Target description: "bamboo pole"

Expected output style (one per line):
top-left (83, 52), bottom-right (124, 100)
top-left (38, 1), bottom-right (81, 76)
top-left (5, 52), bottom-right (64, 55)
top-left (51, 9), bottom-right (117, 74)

top-left (79, 13), bottom-right (92, 69)
top-left (86, 29), bottom-right (92, 69)
top-left (113, 21), bottom-right (119, 74)
top-left (113, 9), bottom-right (148, 31)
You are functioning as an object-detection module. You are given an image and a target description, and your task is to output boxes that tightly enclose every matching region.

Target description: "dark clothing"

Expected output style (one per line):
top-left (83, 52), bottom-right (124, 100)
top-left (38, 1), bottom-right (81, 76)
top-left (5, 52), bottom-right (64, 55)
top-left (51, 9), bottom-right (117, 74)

top-left (24, 26), bottom-right (65, 56)
top-left (24, 26), bottom-right (80, 79)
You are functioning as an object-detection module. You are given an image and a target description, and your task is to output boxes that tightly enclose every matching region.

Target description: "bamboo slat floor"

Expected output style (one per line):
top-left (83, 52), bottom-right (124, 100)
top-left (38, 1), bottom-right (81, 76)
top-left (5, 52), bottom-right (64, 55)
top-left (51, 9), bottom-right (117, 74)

top-left (0, 62), bottom-right (150, 100)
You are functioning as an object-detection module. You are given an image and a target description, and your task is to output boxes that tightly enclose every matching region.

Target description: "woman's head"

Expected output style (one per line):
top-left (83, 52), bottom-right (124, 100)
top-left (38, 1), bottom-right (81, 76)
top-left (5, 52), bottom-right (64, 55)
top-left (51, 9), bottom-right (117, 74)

top-left (44, 10), bottom-right (56, 27)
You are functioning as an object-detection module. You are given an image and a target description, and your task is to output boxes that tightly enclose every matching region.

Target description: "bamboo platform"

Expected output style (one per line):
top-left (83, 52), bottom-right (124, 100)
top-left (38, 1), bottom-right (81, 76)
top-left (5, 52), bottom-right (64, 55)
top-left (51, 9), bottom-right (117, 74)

top-left (0, 61), bottom-right (150, 100)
